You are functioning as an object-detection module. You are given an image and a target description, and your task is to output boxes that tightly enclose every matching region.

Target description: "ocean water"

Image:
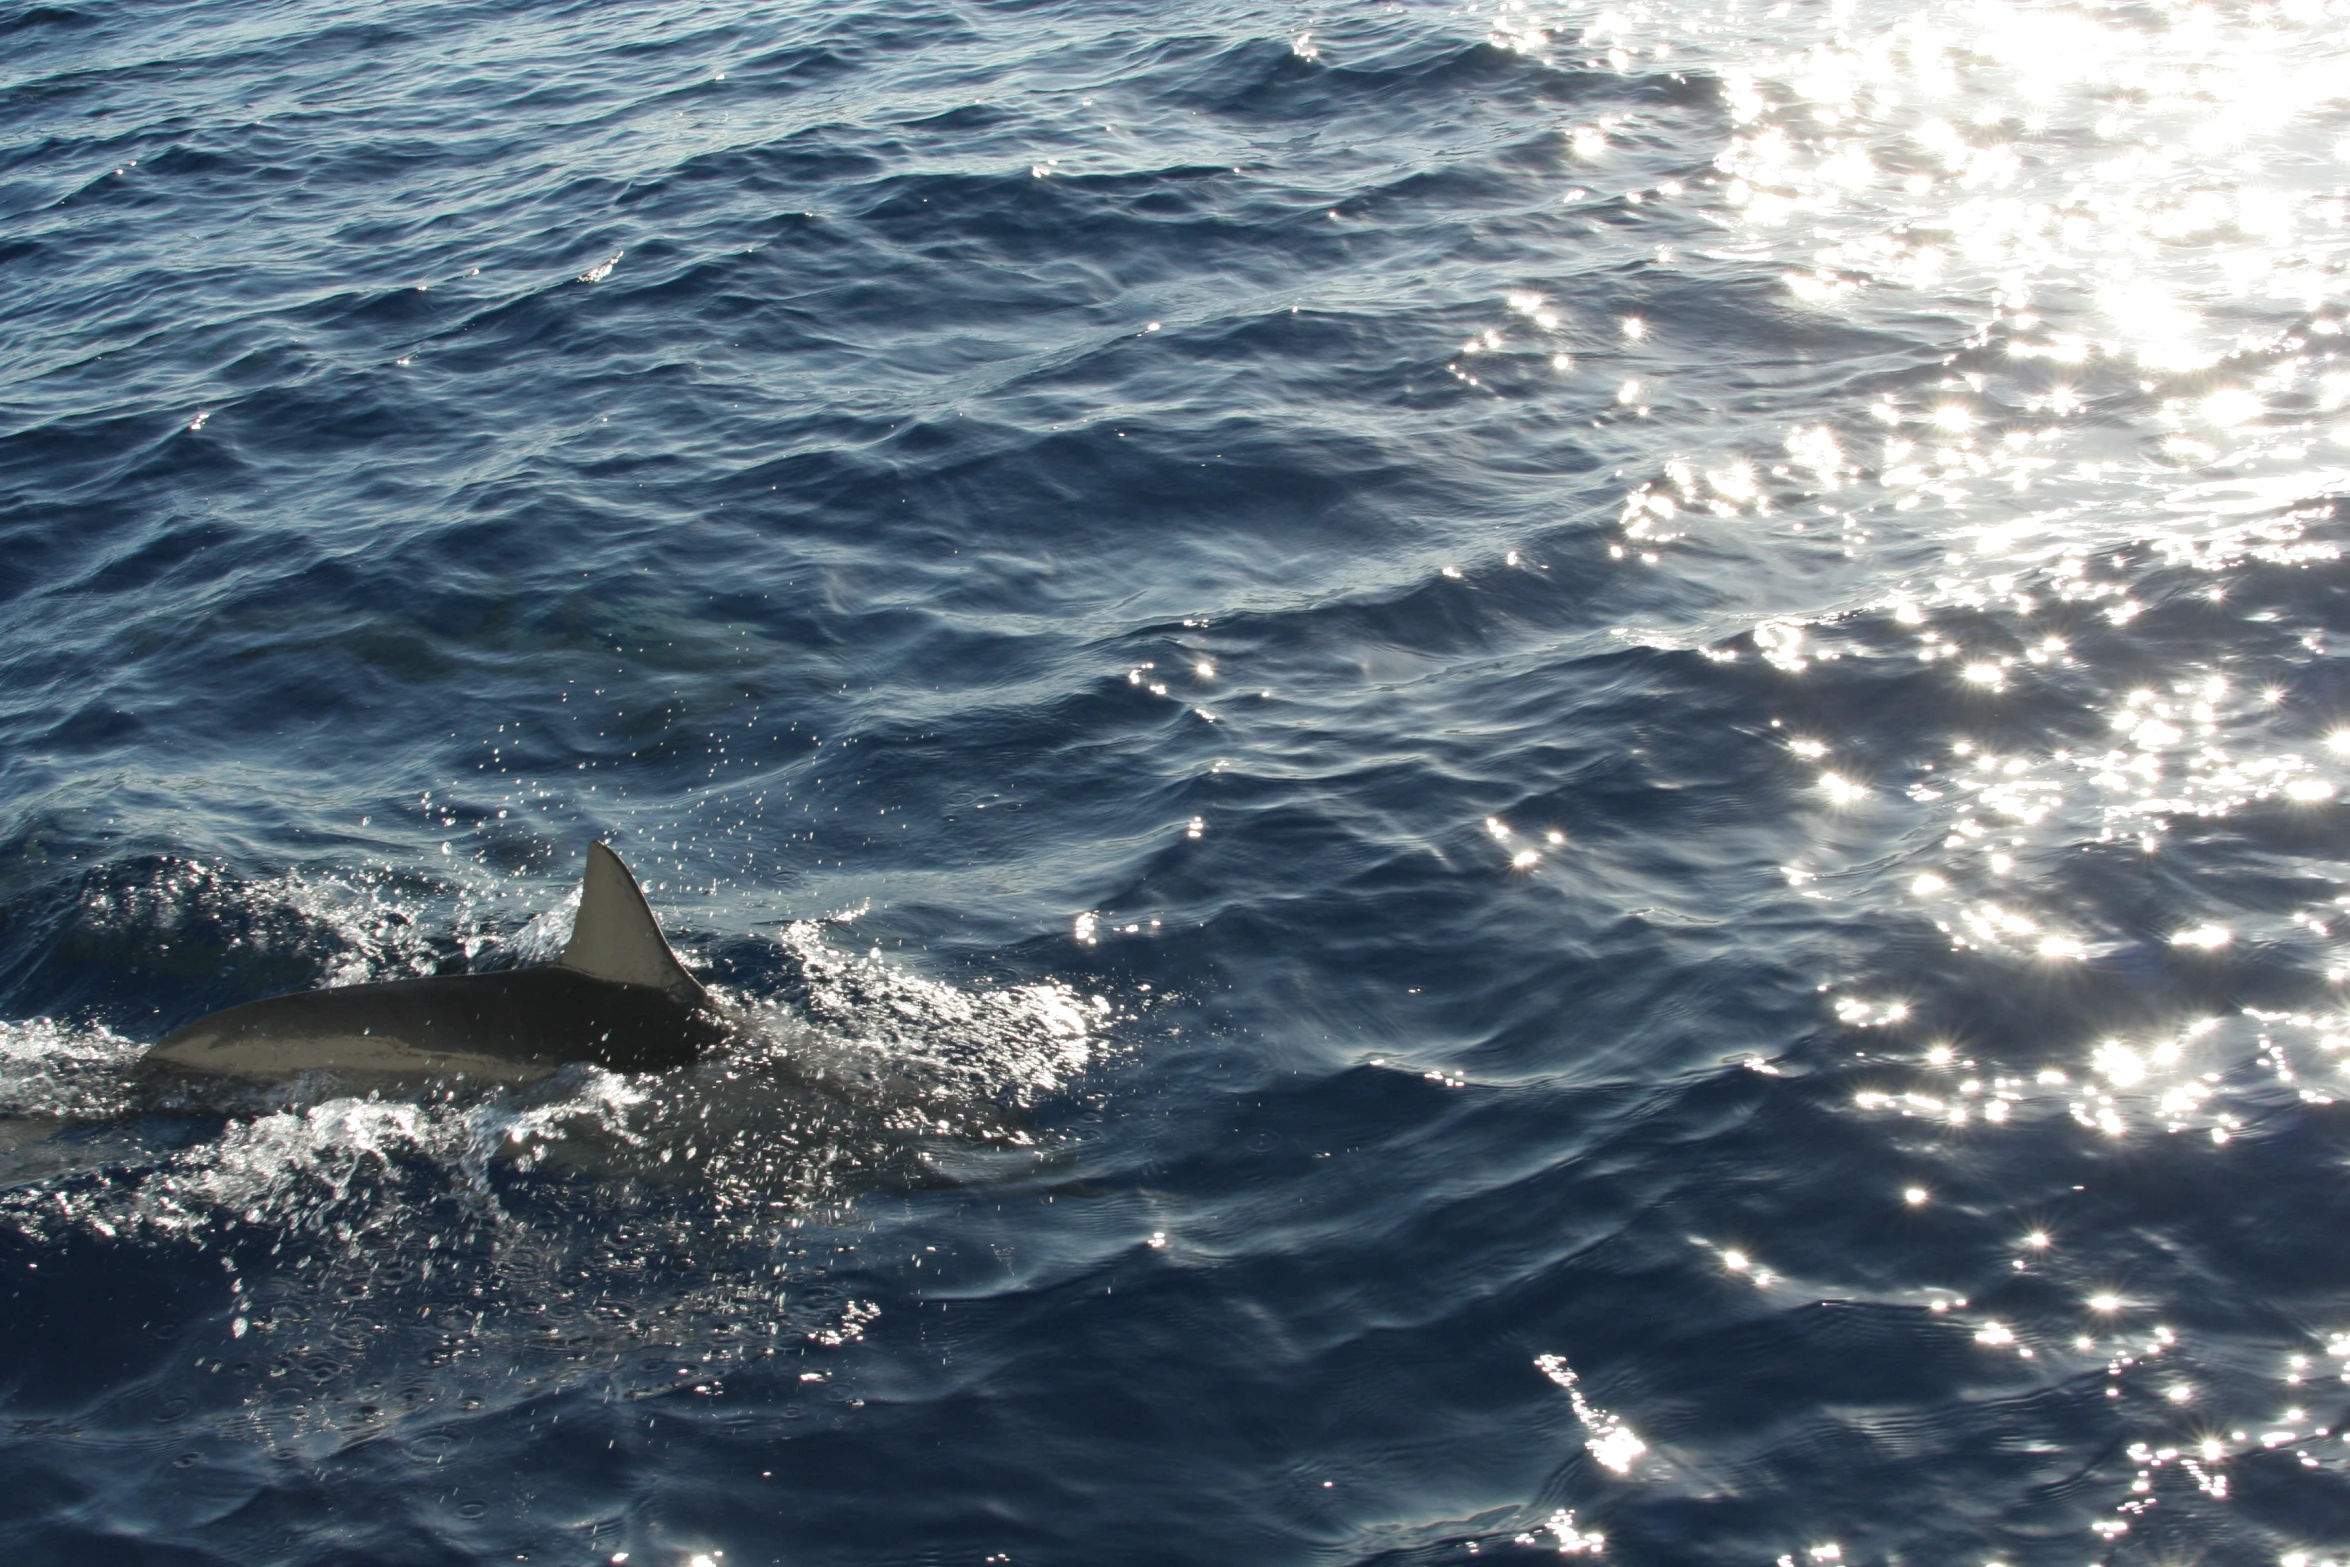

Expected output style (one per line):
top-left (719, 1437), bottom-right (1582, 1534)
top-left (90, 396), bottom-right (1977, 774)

top-left (5, 0), bottom-right (2350, 1561)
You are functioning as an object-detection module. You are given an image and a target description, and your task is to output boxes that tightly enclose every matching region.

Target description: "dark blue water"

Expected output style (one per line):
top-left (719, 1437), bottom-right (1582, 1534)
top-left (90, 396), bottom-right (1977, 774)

top-left (8, 0), bottom-right (2350, 1561)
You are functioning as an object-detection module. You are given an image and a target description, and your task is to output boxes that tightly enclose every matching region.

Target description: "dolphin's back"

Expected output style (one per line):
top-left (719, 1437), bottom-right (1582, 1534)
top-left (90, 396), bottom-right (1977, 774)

top-left (147, 966), bottom-right (722, 1083)
top-left (141, 843), bottom-right (726, 1084)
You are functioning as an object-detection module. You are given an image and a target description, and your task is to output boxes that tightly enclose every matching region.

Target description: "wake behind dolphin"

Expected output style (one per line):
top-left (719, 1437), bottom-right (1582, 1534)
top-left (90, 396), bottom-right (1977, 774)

top-left (143, 843), bottom-right (728, 1084)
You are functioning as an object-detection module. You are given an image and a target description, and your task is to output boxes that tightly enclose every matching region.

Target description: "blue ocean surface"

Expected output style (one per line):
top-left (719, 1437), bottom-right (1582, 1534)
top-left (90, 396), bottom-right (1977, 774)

top-left (6, 0), bottom-right (2350, 1561)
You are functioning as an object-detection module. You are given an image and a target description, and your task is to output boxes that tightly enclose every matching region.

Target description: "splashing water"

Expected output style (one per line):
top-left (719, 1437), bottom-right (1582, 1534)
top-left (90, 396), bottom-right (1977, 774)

top-left (0, 871), bottom-right (1103, 1463)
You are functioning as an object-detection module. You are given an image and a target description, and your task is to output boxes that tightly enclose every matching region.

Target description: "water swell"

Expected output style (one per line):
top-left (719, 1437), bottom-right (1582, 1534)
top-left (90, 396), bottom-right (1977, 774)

top-left (7, 0), bottom-right (2350, 1560)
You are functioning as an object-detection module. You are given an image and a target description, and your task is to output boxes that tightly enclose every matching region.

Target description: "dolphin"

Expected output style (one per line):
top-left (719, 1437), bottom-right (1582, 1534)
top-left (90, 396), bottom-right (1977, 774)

top-left (141, 843), bottom-right (728, 1085)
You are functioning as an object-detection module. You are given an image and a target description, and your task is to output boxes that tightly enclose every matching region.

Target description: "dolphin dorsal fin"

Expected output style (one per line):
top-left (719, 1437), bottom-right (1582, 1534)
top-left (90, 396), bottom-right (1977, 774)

top-left (560, 843), bottom-right (704, 999)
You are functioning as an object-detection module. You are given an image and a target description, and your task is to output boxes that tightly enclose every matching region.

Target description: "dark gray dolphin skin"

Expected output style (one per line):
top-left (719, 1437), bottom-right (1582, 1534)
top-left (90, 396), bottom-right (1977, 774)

top-left (142, 843), bottom-right (728, 1084)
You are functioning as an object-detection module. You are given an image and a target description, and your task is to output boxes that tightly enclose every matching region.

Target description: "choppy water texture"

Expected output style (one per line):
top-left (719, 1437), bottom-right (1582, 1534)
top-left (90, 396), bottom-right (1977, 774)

top-left (6, 0), bottom-right (2350, 1561)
